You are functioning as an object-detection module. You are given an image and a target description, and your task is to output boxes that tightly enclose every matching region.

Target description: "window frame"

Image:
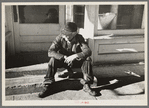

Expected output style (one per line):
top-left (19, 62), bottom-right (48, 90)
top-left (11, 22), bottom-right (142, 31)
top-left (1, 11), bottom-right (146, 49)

top-left (18, 5), bottom-right (60, 24)
top-left (97, 5), bottom-right (145, 36)
top-left (73, 5), bottom-right (85, 28)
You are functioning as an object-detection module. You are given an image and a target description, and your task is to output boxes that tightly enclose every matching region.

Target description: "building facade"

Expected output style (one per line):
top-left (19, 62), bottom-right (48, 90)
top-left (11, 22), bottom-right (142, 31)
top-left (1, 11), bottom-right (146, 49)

top-left (5, 3), bottom-right (146, 65)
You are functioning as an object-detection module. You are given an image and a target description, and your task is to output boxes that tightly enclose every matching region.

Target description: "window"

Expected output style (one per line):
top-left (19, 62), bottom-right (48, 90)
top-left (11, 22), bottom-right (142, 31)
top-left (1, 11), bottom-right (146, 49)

top-left (18, 5), bottom-right (59, 23)
top-left (73, 5), bottom-right (85, 28)
top-left (98, 5), bottom-right (144, 30)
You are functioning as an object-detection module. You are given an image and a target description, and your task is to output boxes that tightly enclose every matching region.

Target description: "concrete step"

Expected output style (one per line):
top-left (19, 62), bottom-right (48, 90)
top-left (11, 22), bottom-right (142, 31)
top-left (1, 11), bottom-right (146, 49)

top-left (6, 75), bottom-right (45, 88)
top-left (5, 62), bottom-right (145, 78)
top-left (5, 72), bottom-right (99, 96)
top-left (5, 76), bottom-right (86, 96)
top-left (5, 73), bottom-right (82, 95)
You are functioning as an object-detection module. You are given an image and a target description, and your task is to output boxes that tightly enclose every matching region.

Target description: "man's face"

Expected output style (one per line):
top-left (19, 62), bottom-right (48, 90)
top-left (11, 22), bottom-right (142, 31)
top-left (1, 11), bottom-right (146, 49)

top-left (66, 35), bottom-right (74, 41)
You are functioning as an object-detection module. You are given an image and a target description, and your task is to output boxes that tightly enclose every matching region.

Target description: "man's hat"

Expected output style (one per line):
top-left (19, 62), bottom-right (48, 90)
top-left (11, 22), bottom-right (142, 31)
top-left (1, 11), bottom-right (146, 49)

top-left (61, 22), bottom-right (78, 37)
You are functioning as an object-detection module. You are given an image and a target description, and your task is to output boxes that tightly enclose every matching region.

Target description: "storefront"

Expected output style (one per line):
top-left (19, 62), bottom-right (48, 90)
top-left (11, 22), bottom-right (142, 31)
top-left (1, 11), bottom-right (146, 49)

top-left (5, 3), bottom-right (146, 65)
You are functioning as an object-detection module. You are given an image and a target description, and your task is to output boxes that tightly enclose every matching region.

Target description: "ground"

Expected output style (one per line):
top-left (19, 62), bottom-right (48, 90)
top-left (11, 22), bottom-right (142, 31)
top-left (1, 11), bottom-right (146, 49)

top-left (4, 62), bottom-right (147, 106)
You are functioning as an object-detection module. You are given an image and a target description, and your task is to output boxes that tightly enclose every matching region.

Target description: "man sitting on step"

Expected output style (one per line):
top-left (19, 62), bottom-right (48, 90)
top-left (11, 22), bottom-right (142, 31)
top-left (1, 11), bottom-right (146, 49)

top-left (38, 22), bottom-right (97, 98)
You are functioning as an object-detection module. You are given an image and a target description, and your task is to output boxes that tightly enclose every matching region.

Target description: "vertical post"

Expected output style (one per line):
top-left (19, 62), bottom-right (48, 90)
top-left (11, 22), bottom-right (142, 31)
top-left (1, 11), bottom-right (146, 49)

top-left (94, 5), bottom-right (99, 36)
top-left (66, 5), bottom-right (74, 23)
top-left (10, 6), bottom-right (15, 55)
top-left (110, 5), bottom-right (118, 29)
top-left (13, 5), bottom-right (20, 53)
top-left (84, 5), bottom-right (98, 38)
top-left (141, 5), bottom-right (145, 29)
top-left (83, 5), bottom-right (99, 63)
top-left (97, 5), bottom-right (103, 30)
top-left (59, 5), bottom-right (65, 29)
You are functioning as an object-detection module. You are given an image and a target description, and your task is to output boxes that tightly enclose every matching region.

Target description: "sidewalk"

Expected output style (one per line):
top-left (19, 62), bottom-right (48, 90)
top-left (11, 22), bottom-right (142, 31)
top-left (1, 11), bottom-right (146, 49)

top-left (5, 62), bottom-right (145, 100)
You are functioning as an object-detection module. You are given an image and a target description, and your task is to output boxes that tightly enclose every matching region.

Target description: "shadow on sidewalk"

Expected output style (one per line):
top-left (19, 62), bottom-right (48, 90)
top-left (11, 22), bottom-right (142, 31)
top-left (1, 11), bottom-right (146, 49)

top-left (39, 79), bottom-right (83, 98)
top-left (93, 75), bottom-right (144, 96)
top-left (39, 74), bottom-right (144, 98)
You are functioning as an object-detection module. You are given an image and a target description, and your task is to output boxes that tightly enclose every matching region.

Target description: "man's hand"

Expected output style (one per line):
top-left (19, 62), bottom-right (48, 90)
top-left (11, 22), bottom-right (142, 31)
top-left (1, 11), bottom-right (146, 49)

top-left (64, 54), bottom-right (78, 66)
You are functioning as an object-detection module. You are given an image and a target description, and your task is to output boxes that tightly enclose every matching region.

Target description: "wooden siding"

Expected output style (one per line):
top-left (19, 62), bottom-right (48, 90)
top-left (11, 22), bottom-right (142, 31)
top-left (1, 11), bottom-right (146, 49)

top-left (19, 24), bottom-right (60, 36)
top-left (93, 53), bottom-right (144, 65)
top-left (92, 36), bottom-right (144, 64)
top-left (19, 24), bottom-right (61, 52)
top-left (98, 43), bottom-right (144, 54)
top-left (20, 36), bottom-right (56, 43)
top-left (20, 42), bottom-right (52, 52)
top-left (20, 36), bottom-right (55, 52)
top-left (94, 36), bottom-right (144, 44)
top-left (97, 29), bottom-right (144, 36)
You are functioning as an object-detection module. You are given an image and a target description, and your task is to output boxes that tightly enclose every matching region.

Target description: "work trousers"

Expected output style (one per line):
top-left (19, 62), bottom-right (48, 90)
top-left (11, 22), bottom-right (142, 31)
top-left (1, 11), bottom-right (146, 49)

top-left (44, 57), bottom-right (94, 84)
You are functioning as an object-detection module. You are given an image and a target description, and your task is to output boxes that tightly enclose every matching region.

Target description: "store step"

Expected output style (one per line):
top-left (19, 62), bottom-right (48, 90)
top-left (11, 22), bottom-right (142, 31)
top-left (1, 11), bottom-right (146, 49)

top-left (6, 62), bottom-right (144, 78)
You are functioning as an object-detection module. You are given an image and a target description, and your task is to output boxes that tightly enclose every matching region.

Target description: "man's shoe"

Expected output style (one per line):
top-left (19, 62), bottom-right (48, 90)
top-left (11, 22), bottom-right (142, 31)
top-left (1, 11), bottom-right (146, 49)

top-left (43, 79), bottom-right (55, 85)
top-left (80, 79), bottom-right (86, 85)
top-left (83, 84), bottom-right (97, 96)
top-left (38, 85), bottom-right (50, 98)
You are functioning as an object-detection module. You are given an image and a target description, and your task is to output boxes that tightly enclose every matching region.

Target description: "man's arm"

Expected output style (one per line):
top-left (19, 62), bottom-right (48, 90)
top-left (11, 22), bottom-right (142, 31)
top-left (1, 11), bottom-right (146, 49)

top-left (76, 35), bottom-right (92, 59)
top-left (48, 35), bottom-right (65, 60)
top-left (64, 35), bottom-right (92, 65)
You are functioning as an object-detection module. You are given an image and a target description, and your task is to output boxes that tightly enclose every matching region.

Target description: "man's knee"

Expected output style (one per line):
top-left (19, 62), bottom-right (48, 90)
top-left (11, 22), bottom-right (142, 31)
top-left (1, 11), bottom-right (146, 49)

top-left (48, 57), bottom-right (57, 66)
top-left (85, 57), bottom-right (92, 61)
top-left (48, 57), bottom-right (64, 68)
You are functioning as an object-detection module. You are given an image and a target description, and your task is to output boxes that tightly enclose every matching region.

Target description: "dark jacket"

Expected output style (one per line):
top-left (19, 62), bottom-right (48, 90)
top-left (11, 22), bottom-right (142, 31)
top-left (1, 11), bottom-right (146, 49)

top-left (48, 34), bottom-right (92, 60)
